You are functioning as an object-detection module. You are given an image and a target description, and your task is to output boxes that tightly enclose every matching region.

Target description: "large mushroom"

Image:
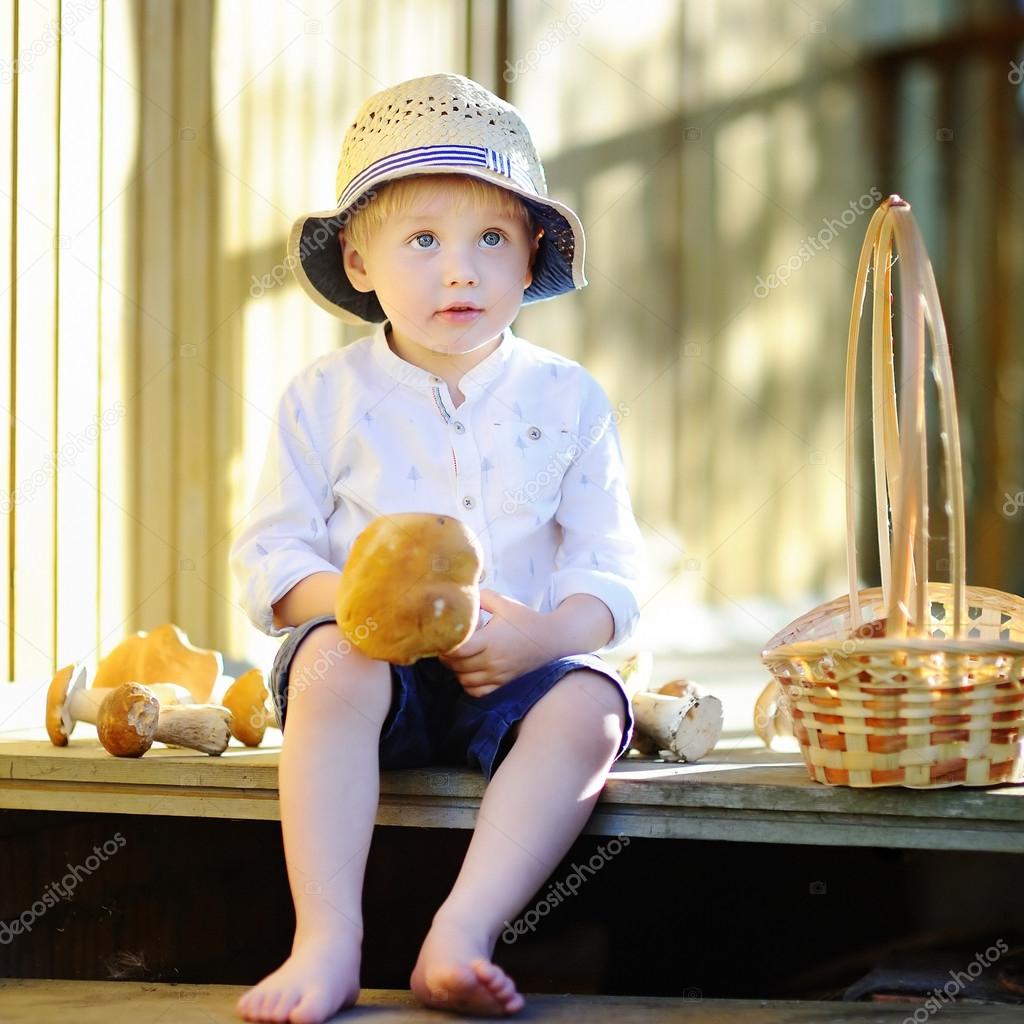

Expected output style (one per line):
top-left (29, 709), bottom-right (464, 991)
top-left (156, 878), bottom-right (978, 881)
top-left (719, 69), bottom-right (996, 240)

top-left (92, 623), bottom-right (222, 702)
top-left (335, 513), bottom-right (484, 665)
top-left (46, 663), bottom-right (193, 747)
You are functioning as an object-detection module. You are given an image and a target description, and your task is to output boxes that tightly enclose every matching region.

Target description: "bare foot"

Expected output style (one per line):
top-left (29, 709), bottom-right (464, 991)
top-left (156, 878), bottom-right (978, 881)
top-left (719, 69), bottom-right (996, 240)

top-left (410, 916), bottom-right (525, 1016)
top-left (236, 930), bottom-right (361, 1023)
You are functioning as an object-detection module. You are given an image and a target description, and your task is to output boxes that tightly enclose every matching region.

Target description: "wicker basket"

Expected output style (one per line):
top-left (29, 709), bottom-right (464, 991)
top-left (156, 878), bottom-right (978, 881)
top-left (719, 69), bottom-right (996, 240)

top-left (760, 195), bottom-right (1024, 788)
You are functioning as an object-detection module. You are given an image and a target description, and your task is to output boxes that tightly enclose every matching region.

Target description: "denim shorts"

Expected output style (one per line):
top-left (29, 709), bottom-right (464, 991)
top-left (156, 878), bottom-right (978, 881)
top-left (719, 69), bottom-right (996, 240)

top-left (269, 614), bottom-right (635, 781)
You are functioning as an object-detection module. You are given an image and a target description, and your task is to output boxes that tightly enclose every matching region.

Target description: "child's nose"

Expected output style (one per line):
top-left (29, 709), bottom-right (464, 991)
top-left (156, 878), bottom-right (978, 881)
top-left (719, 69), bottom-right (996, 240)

top-left (442, 245), bottom-right (480, 286)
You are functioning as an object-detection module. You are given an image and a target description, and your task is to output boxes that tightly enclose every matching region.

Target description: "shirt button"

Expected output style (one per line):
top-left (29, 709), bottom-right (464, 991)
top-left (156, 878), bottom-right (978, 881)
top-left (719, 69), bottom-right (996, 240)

top-left (452, 420), bottom-right (466, 434)
top-left (527, 425), bottom-right (542, 440)
top-left (462, 495), bottom-right (476, 509)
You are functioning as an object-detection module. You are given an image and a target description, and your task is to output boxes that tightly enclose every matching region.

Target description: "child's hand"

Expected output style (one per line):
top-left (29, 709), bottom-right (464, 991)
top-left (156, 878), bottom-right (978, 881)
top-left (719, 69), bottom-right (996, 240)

top-left (437, 589), bottom-right (555, 697)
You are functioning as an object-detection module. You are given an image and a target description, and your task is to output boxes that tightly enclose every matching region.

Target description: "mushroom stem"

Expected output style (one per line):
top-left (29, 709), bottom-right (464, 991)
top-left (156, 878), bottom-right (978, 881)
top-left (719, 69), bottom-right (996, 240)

top-left (69, 683), bottom-right (191, 727)
top-left (632, 687), bottom-right (724, 762)
top-left (152, 703), bottom-right (233, 755)
top-left (94, 683), bottom-right (233, 757)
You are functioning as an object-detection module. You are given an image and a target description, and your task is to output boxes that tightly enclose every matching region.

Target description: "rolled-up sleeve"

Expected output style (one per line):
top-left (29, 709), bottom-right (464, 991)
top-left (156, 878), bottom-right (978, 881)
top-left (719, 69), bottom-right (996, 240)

top-left (229, 375), bottom-right (340, 636)
top-left (546, 375), bottom-right (647, 649)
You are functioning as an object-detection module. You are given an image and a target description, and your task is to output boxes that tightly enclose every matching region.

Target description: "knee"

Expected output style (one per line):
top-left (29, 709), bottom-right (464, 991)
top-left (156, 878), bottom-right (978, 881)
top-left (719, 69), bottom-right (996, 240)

top-left (523, 669), bottom-right (627, 759)
top-left (284, 622), bottom-right (391, 720)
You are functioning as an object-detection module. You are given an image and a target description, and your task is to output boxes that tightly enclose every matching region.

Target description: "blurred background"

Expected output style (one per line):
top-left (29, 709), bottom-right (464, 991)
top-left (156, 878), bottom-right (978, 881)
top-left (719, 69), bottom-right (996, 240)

top-left (1, 0), bottom-right (1023, 702)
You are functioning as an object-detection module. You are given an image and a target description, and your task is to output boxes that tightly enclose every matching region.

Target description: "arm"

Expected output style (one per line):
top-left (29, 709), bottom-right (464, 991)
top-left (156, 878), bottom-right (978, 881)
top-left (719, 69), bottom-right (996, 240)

top-left (229, 371), bottom-right (342, 637)
top-left (541, 593), bottom-right (614, 660)
top-left (271, 570), bottom-right (343, 631)
top-left (545, 374), bottom-right (647, 650)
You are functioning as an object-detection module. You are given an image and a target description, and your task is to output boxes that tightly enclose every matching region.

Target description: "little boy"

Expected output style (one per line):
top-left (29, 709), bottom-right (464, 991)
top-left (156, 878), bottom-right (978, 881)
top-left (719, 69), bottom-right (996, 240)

top-left (230, 72), bottom-right (647, 1023)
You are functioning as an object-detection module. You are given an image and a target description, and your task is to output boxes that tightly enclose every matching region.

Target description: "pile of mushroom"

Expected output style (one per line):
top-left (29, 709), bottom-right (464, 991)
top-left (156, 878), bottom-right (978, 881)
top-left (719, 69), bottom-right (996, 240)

top-left (619, 654), bottom-right (724, 762)
top-left (44, 624), bottom-right (275, 757)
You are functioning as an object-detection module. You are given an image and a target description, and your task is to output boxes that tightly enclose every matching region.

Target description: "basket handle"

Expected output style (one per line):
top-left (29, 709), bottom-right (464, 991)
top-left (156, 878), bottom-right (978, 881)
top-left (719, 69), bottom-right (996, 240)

top-left (842, 196), bottom-right (967, 640)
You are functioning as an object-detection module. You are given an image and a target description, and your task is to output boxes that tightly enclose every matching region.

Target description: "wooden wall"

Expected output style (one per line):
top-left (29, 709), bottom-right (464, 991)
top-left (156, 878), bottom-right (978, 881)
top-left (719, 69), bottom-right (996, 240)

top-left (1, 0), bottom-right (1022, 684)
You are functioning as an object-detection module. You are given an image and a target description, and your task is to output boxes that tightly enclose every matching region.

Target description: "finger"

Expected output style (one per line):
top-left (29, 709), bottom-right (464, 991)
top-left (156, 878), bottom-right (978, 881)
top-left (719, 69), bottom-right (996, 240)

top-left (449, 632), bottom-right (484, 656)
top-left (463, 682), bottom-right (500, 698)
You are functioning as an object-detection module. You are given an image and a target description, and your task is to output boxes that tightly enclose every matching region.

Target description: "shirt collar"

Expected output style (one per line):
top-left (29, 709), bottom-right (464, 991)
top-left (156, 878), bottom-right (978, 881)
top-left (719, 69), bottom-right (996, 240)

top-left (371, 319), bottom-right (518, 395)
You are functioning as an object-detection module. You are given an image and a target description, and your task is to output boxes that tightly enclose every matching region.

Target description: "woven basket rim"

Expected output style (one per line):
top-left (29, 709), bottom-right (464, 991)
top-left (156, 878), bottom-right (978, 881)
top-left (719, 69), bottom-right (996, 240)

top-left (760, 582), bottom-right (1024, 662)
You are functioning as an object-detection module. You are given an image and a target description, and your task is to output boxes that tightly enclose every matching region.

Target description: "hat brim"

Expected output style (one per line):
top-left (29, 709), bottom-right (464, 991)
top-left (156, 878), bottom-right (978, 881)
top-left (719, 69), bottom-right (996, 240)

top-left (286, 166), bottom-right (588, 327)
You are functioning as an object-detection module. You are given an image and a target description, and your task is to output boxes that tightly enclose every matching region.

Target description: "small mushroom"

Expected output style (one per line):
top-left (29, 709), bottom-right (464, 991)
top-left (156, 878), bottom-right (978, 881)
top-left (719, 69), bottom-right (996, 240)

top-left (45, 662), bottom-right (193, 746)
top-left (96, 682), bottom-right (234, 757)
top-left (631, 679), bottom-right (724, 762)
top-left (97, 683), bottom-right (160, 757)
top-left (617, 651), bottom-right (653, 701)
top-left (754, 678), bottom-right (800, 752)
top-left (223, 668), bottom-right (273, 747)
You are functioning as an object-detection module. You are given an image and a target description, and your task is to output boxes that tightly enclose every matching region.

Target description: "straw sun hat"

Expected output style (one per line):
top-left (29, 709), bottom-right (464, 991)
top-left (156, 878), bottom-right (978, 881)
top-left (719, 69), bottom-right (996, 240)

top-left (286, 72), bottom-right (588, 326)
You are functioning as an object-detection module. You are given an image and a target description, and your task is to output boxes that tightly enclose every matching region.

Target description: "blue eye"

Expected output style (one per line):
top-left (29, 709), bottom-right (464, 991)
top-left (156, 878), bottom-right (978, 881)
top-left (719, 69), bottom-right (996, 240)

top-left (412, 233), bottom-right (436, 250)
top-left (481, 230), bottom-right (503, 247)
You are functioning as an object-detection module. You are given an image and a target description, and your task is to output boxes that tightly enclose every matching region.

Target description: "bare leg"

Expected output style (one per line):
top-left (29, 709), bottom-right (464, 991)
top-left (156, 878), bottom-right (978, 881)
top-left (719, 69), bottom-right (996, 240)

top-left (237, 624), bottom-right (392, 1023)
top-left (410, 669), bottom-right (627, 1016)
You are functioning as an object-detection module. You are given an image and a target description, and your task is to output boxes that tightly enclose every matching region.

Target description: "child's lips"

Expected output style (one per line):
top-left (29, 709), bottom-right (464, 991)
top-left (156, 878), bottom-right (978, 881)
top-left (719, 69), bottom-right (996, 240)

top-left (436, 307), bottom-right (483, 323)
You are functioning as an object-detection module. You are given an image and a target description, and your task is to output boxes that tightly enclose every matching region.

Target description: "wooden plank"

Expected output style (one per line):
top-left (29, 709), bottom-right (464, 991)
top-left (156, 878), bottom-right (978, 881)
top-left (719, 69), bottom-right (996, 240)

top-left (2, 730), bottom-right (1024, 849)
top-left (132, 0), bottom-right (176, 630)
top-left (12, 0), bottom-right (60, 683)
top-left (96, 0), bottom-right (137, 664)
top-left (0, 0), bottom-right (14, 685)
top-left (1, 773), bottom-right (1021, 851)
top-left (207, 0), bottom-right (248, 661)
top-left (1, 978), bottom-right (1021, 1023)
top-left (54, 0), bottom-right (103, 671)
top-left (175, 0), bottom-right (213, 643)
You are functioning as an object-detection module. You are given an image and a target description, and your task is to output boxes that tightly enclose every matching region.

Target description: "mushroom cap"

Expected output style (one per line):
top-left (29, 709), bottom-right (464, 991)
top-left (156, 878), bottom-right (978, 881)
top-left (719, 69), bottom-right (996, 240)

top-left (335, 513), bottom-right (483, 665)
top-left (97, 683), bottom-right (159, 757)
top-left (45, 663), bottom-right (86, 746)
top-left (754, 678), bottom-right (798, 751)
top-left (657, 679), bottom-right (702, 701)
top-left (223, 668), bottom-right (270, 747)
top-left (93, 623), bottom-right (223, 702)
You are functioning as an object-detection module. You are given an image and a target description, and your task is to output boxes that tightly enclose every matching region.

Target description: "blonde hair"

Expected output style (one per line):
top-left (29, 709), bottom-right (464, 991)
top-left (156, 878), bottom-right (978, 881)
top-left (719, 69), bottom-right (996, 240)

top-left (342, 173), bottom-right (539, 257)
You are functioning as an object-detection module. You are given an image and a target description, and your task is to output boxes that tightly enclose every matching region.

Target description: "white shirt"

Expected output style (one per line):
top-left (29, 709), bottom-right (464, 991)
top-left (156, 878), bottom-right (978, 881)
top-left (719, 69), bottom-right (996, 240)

top-left (229, 320), bottom-right (647, 648)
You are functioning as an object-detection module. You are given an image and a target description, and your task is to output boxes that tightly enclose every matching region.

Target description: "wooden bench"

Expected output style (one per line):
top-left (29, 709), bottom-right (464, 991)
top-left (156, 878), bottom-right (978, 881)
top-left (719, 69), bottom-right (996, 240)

top-left (3, 978), bottom-right (1022, 1022)
top-left (2, 729), bottom-right (1024, 852)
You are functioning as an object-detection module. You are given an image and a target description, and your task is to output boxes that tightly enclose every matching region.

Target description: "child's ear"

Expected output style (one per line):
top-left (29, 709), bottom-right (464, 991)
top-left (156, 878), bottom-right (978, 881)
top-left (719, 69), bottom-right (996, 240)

top-left (340, 231), bottom-right (374, 293)
top-left (524, 227), bottom-right (544, 290)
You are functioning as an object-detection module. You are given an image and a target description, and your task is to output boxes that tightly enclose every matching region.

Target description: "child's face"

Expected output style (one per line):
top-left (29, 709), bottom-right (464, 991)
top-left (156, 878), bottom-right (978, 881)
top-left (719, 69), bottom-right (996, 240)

top-left (342, 180), bottom-right (539, 361)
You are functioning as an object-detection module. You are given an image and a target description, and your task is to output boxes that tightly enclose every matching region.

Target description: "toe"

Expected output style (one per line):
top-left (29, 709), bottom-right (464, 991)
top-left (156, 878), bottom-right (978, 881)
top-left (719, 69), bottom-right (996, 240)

top-left (289, 992), bottom-right (325, 1024)
top-left (245, 990), bottom-right (266, 1019)
top-left (271, 989), bottom-right (301, 1022)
